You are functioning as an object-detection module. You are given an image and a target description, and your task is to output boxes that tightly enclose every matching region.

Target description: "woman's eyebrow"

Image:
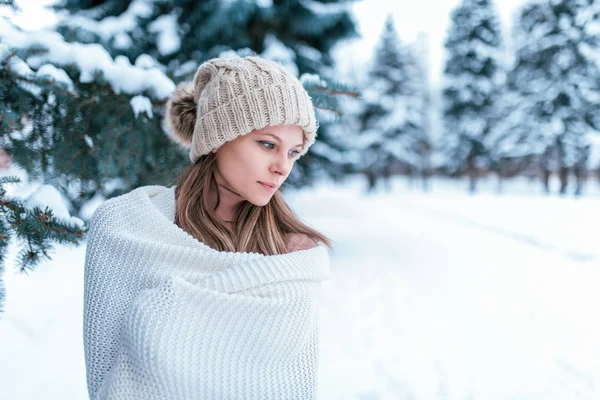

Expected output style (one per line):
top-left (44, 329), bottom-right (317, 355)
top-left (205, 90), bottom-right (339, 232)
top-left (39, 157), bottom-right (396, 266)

top-left (263, 133), bottom-right (303, 148)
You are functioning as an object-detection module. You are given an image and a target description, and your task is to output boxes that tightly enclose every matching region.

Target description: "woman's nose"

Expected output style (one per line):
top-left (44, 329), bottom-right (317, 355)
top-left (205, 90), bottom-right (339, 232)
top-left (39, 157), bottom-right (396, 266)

top-left (271, 153), bottom-right (292, 176)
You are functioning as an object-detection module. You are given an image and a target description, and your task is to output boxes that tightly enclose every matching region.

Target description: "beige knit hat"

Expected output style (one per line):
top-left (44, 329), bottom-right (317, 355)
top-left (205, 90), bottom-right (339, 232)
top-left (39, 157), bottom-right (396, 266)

top-left (164, 56), bottom-right (318, 163)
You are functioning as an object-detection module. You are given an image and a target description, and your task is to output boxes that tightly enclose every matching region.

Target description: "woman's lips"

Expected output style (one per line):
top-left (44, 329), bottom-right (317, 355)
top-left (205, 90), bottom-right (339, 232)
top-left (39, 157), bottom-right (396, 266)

top-left (258, 182), bottom-right (277, 192)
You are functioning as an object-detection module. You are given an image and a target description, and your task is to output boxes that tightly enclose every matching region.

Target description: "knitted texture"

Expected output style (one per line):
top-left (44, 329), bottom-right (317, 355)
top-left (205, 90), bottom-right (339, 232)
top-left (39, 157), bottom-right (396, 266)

top-left (165, 56), bottom-right (318, 163)
top-left (82, 185), bottom-right (331, 400)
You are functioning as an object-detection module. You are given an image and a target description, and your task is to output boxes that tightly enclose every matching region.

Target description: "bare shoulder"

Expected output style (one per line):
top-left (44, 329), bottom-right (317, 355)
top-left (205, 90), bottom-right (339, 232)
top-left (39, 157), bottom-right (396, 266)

top-left (284, 233), bottom-right (318, 252)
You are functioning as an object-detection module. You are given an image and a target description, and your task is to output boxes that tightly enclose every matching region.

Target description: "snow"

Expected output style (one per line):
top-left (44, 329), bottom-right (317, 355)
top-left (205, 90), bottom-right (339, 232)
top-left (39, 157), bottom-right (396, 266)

top-left (296, 43), bottom-right (323, 62)
top-left (83, 134), bottom-right (93, 149)
top-left (0, 17), bottom-right (175, 100)
top-left (130, 95), bottom-right (153, 118)
top-left (261, 33), bottom-right (298, 77)
top-left (308, 140), bottom-right (346, 165)
top-left (78, 194), bottom-right (105, 222)
top-left (35, 64), bottom-right (73, 89)
top-left (23, 184), bottom-right (84, 228)
top-left (173, 60), bottom-right (199, 78)
top-left (0, 43), bottom-right (37, 89)
top-left (112, 32), bottom-right (132, 50)
top-left (586, 132), bottom-right (600, 169)
top-left (218, 49), bottom-right (243, 59)
top-left (301, 0), bottom-right (348, 14)
top-left (6, 56), bottom-right (33, 79)
top-left (148, 12), bottom-right (180, 56)
top-left (64, 0), bottom-right (154, 42)
top-left (299, 73), bottom-right (327, 87)
top-left (134, 53), bottom-right (155, 69)
top-left (379, 99), bottom-right (409, 131)
top-left (0, 0), bottom-right (60, 31)
top-left (1, 174), bottom-right (600, 399)
top-left (256, 0), bottom-right (273, 8)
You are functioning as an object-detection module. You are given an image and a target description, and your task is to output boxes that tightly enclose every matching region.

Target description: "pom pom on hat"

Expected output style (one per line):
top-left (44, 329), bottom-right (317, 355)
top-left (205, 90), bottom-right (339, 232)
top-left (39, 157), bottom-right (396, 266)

top-left (164, 81), bottom-right (196, 149)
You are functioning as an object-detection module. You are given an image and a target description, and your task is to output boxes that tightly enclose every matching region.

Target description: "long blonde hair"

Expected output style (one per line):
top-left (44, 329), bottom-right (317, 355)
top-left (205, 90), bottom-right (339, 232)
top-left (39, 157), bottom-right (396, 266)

top-left (174, 152), bottom-right (332, 255)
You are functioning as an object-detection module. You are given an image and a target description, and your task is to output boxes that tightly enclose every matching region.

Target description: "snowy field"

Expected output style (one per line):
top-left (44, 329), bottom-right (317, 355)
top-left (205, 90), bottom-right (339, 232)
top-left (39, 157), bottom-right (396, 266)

top-left (1, 174), bottom-right (600, 399)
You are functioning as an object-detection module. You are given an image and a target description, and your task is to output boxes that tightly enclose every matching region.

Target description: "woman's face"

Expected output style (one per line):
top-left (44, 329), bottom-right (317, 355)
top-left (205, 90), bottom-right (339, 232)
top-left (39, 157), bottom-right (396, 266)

top-left (214, 124), bottom-right (305, 206)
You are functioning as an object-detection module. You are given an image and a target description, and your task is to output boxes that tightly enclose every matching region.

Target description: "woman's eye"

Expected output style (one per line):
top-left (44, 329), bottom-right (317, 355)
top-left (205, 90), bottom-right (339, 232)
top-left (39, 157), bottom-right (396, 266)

top-left (258, 141), bottom-right (300, 158)
top-left (259, 141), bottom-right (275, 149)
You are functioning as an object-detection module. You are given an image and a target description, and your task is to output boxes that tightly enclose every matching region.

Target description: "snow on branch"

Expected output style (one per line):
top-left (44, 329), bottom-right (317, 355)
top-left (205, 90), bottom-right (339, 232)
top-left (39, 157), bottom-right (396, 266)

top-left (63, 0), bottom-right (154, 41)
top-left (0, 17), bottom-right (175, 100)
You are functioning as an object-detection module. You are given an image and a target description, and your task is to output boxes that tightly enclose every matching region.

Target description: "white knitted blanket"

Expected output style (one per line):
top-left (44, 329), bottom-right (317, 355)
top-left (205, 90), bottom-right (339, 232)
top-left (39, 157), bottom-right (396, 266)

top-left (83, 185), bottom-right (331, 400)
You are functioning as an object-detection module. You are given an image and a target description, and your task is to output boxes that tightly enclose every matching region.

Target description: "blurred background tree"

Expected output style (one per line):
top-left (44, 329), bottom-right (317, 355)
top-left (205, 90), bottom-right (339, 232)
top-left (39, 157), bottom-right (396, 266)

top-left (440, 0), bottom-right (504, 193)
top-left (356, 15), bottom-right (430, 193)
top-left (497, 0), bottom-right (600, 195)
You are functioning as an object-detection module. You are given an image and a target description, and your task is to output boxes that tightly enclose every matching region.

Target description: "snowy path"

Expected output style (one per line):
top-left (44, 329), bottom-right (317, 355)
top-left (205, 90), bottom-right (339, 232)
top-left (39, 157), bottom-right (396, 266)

top-left (1, 177), bottom-right (600, 399)
top-left (298, 182), bottom-right (600, 400)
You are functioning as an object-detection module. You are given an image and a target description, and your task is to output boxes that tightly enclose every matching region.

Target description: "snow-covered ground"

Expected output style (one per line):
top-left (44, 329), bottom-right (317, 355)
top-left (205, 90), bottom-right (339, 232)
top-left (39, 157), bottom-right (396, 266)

top-left (1, 174), bottom-right (599, 399)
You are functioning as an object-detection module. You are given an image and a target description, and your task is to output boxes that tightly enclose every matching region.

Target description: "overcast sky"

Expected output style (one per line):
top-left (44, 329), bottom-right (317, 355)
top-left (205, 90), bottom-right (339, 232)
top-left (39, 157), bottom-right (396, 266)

top-left (2, 0), bottom-right (528, 86)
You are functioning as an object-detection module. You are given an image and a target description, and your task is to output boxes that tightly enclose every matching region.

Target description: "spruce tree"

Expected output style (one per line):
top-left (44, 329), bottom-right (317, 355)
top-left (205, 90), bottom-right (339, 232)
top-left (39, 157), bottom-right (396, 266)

top-left (1, 16), bottom-right (182, 211)
top-left (441, 0), bottom-right (504, 193)
top-left (357, 15), bottom-right (428, 192)
top-left (0, 176), bottom-right (86, 315)
top-left (498, 0), bottom-right (600, 195)
top-left (1, 1), bottom-right (358, 219)
top-left (0, 0), bottom-right (88, 317)
top-left (0, 0), bottom-right (358, 315)
top-left (53, 0), bottom-right (360, 187)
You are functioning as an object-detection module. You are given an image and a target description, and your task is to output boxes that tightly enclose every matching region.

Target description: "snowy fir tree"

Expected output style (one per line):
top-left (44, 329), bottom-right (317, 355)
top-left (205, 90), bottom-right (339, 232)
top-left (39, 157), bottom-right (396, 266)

top-left (409, 32), bottom-right (435, 192)
top-left (1, 0), bottom-right (358, 215)
top-left (492, 0), bottom-right (600, 195)
top-left (356, 15), bottom-right (429, 192)
top-left (0, 14), bottom-right (183, 211)
top-left (0, 0), bottom-right (358, 315)
top-left (52, 0), bottom-right (360, 187)
top-left (441, 0), bottom-right (504, 193)
top-left (0, 0), bottom-right (88, 316)
top-left (484, 88), bottom-right (538, 192)
top-left (0, 176), bottom-right (86, 315)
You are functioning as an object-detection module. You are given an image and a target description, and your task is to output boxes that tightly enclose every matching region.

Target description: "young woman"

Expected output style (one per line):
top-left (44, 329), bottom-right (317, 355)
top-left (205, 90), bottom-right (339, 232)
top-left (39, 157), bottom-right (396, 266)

top-left (83, 56), bottom-right (333, 400)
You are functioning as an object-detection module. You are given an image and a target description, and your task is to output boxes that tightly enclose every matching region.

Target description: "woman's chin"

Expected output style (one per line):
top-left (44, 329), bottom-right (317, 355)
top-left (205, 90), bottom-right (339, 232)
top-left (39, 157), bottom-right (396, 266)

top-left (246, 194), bottom-right (273, 207)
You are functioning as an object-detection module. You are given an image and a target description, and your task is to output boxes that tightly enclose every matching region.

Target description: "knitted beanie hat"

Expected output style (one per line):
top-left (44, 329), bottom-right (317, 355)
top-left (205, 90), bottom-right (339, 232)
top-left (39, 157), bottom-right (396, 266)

top-left (164, 56), bottom-right (318, 163)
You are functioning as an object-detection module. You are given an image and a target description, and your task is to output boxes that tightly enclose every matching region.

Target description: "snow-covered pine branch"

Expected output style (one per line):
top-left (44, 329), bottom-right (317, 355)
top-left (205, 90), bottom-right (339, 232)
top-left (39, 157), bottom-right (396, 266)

top-left (0, 176), bottom-right (87, 315)
top-left (0, 17), bottom-right (175, 101)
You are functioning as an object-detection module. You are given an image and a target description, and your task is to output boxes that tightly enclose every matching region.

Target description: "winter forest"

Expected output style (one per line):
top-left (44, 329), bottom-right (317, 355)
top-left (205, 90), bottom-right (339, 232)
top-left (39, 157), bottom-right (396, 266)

top-left (1, 0), bottom-right (600, 399)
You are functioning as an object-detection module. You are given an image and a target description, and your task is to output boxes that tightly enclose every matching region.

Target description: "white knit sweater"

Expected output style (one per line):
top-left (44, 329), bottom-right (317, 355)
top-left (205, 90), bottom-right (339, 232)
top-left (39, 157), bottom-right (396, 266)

top-left (83, 185), bottom-right (331, 399)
